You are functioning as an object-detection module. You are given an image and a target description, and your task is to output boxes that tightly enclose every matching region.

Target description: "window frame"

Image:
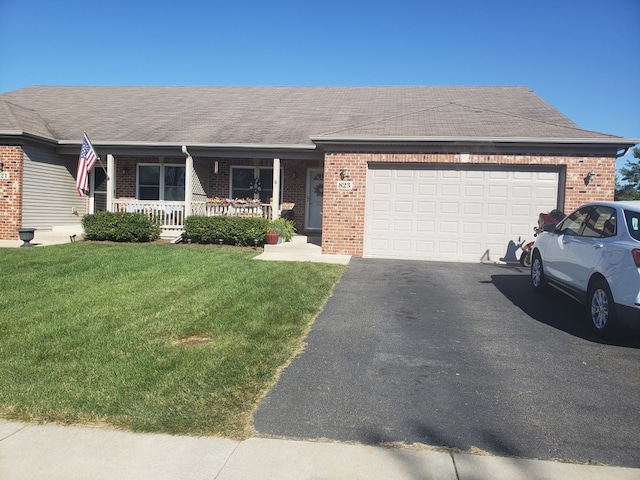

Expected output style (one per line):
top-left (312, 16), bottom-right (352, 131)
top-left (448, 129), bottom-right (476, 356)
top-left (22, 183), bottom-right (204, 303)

top-left (137, 163), bottom-right (186, 201)
top-left (230, 166), bottom-right (282, 203)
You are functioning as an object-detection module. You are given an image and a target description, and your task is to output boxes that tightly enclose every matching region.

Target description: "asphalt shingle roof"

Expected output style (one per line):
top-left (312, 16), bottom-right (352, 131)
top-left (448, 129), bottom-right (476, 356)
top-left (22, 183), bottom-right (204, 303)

top-left (0, 86), bottom-right (625, 146)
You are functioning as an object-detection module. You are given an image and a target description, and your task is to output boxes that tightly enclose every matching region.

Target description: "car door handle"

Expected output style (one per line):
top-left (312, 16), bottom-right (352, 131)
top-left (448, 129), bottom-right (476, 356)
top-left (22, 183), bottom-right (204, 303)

top-left (594, 243), bottom-right (604, 249)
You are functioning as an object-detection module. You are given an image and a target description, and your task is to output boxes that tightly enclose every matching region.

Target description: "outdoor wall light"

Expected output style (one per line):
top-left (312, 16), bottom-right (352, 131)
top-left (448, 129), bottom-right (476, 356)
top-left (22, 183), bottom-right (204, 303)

top-left (0, 158), bottom-right (4, 172)
top-left (584, 170), bottom-right (596, 186)
top-left (340, 168), bottom-right (349, 180)
top-left (122, 167), bottom-right (128, 175)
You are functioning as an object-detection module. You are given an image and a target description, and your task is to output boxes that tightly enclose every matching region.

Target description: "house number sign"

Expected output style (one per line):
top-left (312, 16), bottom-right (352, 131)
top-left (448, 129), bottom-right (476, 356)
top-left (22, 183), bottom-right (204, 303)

top-left (0, 172), bottom-right (9, 180)
top-left (337, 181), bottom-right (353, 190)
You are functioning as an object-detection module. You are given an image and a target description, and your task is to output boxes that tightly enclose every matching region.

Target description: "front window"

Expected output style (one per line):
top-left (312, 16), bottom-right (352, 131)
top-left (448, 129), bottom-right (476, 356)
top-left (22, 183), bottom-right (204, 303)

top-left (138, 164), bottom-right (185, 201)
top-left (557, 207), bottom-right (591, 237)
top-left (231, 166), bottom-right (280, 203)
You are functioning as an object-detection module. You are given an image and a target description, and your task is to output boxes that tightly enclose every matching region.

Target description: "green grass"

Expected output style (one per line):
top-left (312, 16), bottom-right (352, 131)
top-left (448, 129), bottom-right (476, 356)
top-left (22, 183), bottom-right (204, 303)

top-left (0, 243), bottom-right (345, 438)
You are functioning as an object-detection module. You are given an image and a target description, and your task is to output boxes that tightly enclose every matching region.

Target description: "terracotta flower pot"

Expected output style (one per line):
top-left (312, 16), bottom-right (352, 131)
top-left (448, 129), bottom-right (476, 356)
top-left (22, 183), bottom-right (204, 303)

top-left (265, 233), bottom-right (280, 245)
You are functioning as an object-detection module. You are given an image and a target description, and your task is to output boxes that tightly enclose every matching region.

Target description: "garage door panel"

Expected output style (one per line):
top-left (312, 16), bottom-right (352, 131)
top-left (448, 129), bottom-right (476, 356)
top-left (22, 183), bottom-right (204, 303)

top-left (438, 221), bottom-right (459, 233)
top-left (395, 183), bottom-right (414, 195)
top-left (417, 201), bottom-right (436, 214)
top-left (416, 220), bottom-right (434, 232)
top-left (487, 203), bottom-right (507, 216)
top-left (512, 186), bottom-right (533, 198)
top-left (488, 185), bottom-right (508, 198)
top-left (464, 203), bottom-right (483, 215)
top-left (392, 239), bottom-right (412, 252)
top-left (365, 167), bottom-right (559, 262)
top-left (369, 220), bottom-right (391, 236)
top-left (415, 240), bottom-right (434, 253)
top-left (417, 184), bottom-right (437, 196)
top-left (392, 219), bottom-right (412, 233)
top-left (372, 200), bottom-right (391, 213)
top-left (463, 222), bottom-right (482, 234)
top-left (511, 203), bottom-right (534, 216)
top-left (372, 183), bottom-right (392, 195)
top-left (489, 171), bottom-right (509, 180)
top-left (440, 202), bottom-right (460, 214)
top-left (465, 185), bottom-right (484, 197)
top-left (538, 171), bottom-right (558, 181)
top-left (394, 201), bottom-right (414, 213)
top-left (487, 223), bottom-right (506, 234)
top-left (440, 184), bottom-right (461, 197)
top-left (462, 243), bottom-right (482, 254)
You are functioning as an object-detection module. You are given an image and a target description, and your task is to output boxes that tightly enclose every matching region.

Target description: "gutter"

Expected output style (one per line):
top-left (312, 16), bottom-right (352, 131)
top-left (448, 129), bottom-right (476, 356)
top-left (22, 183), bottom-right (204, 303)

top-left (309, 135), bottom-right (640, 147)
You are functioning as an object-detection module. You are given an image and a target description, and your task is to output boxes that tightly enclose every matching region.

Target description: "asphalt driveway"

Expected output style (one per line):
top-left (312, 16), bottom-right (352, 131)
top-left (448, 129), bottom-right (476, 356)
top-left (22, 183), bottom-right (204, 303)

top-left (253, 258), bottom-right (640, 468)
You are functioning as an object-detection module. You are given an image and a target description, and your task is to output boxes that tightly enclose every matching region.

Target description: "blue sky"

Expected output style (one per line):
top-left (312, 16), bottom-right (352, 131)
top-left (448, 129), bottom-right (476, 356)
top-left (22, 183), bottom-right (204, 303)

top-left (1, 0), bottom-right (638, 171)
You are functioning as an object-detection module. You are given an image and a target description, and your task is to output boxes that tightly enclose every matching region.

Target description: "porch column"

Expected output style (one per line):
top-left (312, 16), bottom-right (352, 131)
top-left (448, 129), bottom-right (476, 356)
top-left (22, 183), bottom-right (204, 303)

top-left (106, 154), bottom-right (114, 212)
top-left (183, 146), bottom-right (193, 217)
top-left (272, 158), bottom-right (280, 219)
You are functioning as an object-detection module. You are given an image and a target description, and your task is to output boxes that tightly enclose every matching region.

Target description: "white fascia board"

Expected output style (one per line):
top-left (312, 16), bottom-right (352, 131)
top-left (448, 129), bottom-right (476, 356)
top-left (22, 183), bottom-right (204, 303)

top-left (56, 140), bottom-right (317, 150)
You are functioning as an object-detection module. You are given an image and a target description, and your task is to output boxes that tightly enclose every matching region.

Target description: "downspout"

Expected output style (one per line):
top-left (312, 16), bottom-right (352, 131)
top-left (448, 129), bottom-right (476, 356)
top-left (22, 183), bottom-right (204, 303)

top-left (182, 145), bottom-right (193, 217)
top-left (616, 148), bottom-right (631, 158)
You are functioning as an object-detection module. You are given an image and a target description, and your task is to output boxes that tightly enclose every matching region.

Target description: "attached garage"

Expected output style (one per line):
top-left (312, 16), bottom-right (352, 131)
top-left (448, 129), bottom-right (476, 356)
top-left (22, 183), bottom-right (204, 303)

top-left (364, 164), bottom-right (561, 262)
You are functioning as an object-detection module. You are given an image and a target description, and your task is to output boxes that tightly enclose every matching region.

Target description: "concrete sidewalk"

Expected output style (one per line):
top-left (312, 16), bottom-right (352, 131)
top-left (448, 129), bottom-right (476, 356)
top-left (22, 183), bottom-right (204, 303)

top-left (1, 421), bottom-right (638, 480)
top-left (0, 228), bottom-right (82, 248)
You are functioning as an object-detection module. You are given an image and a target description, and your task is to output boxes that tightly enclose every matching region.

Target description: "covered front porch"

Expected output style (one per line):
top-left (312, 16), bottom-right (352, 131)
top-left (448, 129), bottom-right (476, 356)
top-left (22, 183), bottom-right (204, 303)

top-left (92, 151), bottom-right (323, 238)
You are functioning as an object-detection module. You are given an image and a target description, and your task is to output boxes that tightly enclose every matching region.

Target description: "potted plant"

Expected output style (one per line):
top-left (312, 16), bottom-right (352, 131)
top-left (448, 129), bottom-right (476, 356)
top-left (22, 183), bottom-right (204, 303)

top-left (266, 218), bottom-right (295, 244)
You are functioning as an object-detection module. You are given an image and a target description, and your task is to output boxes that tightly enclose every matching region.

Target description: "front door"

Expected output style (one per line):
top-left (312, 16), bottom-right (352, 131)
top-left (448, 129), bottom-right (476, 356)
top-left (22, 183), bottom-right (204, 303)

top-left (306, 169), bottom-right (323, 230)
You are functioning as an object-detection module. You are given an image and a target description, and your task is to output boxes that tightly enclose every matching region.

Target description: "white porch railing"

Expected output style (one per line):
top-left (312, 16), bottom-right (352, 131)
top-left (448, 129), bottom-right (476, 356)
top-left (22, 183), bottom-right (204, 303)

top-left (113, 201), bottom-right (186, 237)
top-left (113, 200), bottom-right (273, 237)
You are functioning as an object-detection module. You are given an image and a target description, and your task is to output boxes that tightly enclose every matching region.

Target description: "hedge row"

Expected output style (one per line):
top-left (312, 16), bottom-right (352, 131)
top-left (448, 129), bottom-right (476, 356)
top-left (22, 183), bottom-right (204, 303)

top-left (184, 216), bottom-right (269, 246)
top-left (82, 211), bottom-right (161, 242)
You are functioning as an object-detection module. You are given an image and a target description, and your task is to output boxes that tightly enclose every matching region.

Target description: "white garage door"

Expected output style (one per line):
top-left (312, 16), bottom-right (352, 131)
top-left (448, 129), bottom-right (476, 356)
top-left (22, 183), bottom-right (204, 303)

top-left (364, 167), bottom-right (560, 262)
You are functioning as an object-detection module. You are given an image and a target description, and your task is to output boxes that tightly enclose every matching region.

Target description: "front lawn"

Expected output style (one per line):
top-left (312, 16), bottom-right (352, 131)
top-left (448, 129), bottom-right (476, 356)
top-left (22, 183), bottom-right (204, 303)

top-left (0, 243), bottom-right (345, 438)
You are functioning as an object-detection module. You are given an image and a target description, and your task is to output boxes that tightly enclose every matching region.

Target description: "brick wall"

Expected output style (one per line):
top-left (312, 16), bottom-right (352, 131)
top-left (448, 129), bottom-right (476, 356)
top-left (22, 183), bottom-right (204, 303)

top-left (0, 146), bottom-right (23, 240)
top-left (321, 152), bottom-right (616, 256)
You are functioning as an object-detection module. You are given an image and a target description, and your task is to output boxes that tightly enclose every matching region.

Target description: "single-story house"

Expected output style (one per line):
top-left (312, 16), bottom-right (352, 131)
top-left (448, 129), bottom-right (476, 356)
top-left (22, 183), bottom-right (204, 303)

top-left (0, 86), bottom-right (637, 261)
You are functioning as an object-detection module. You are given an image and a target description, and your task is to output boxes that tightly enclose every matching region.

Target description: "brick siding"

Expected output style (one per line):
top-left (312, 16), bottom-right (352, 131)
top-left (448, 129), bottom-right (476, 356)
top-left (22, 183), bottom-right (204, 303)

top-left (0, 146), bottom-right (23, 240)
top-left (321, 152), bottom-right (616, 256)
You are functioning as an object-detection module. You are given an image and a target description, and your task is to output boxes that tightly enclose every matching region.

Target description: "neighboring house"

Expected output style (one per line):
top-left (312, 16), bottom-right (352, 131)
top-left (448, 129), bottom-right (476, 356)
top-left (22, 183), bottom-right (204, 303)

top-left (0, 86), bottom-right (637, 261)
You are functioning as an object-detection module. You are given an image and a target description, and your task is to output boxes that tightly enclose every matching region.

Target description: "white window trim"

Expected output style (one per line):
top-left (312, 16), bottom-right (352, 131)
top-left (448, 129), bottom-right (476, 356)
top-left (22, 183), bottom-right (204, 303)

top-left (230, 165), bottom-right (283, 202)
top-left (137, 163), bottom-right (185, 201)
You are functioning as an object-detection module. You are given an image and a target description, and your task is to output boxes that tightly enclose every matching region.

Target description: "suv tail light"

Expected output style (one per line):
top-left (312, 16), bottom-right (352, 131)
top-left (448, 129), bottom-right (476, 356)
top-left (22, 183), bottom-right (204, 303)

top-left (633, 249), bottom-right (640, 267)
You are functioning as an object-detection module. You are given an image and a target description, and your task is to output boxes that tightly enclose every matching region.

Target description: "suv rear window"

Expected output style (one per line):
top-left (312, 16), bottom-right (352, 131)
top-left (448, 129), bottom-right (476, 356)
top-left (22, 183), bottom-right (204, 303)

top-left (624, 209), bottom-right (640, 242)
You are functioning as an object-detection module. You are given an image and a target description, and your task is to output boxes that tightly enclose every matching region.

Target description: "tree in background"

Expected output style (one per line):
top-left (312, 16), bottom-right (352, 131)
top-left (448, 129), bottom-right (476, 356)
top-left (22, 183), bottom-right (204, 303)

top-left (615, 147), bottom-right (640, 200)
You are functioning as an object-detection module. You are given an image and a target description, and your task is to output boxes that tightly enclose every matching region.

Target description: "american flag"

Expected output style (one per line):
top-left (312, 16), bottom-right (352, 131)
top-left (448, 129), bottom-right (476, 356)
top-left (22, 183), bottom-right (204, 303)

top-left (76, 133), bottom-right (98, 196)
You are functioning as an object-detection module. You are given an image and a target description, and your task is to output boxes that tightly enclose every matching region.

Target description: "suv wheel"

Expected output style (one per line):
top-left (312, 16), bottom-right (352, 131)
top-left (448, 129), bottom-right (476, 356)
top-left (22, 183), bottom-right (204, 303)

top-left (588, 279), bottom-right (617, 337)
top-left (531, 251), bottom-right (547, 292)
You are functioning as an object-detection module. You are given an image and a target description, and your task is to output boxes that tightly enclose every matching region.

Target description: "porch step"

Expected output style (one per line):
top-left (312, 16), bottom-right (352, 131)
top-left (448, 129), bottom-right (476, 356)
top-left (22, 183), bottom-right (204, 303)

top-left (263, 235), bottom-right (321, 254)
top-left (256, 234), bottom-right (351, 265)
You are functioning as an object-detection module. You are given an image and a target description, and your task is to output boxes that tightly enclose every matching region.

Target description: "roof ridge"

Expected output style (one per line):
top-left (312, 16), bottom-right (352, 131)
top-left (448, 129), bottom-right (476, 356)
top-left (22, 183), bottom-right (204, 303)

top-left (0, 99), bottom-right (56, 138)
top-left (0, 99), bottom-right (20, 129)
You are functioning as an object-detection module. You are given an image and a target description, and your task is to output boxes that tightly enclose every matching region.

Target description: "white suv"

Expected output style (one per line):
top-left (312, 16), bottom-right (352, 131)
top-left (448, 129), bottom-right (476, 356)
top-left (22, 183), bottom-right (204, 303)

top-left (531, 201), bottom-right (640, 337)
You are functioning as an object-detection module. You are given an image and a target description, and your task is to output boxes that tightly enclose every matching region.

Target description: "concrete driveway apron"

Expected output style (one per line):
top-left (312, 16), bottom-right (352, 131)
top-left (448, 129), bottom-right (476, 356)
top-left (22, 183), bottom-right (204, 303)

top-left (253, 258), bottom-right (640, 468)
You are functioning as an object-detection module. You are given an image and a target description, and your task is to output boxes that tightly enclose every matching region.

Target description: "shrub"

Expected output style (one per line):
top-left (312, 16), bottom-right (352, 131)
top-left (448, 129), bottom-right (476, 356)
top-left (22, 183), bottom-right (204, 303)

top-left (82, 211), bottom-right (161, 242)
top-left (184, 216), bottom-right (269, 246)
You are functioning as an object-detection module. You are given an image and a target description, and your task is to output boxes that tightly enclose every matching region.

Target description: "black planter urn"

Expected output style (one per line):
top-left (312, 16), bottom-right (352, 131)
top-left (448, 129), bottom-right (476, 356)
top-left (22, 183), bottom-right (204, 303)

top-left (18, 228), bottom-right (36, 247)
